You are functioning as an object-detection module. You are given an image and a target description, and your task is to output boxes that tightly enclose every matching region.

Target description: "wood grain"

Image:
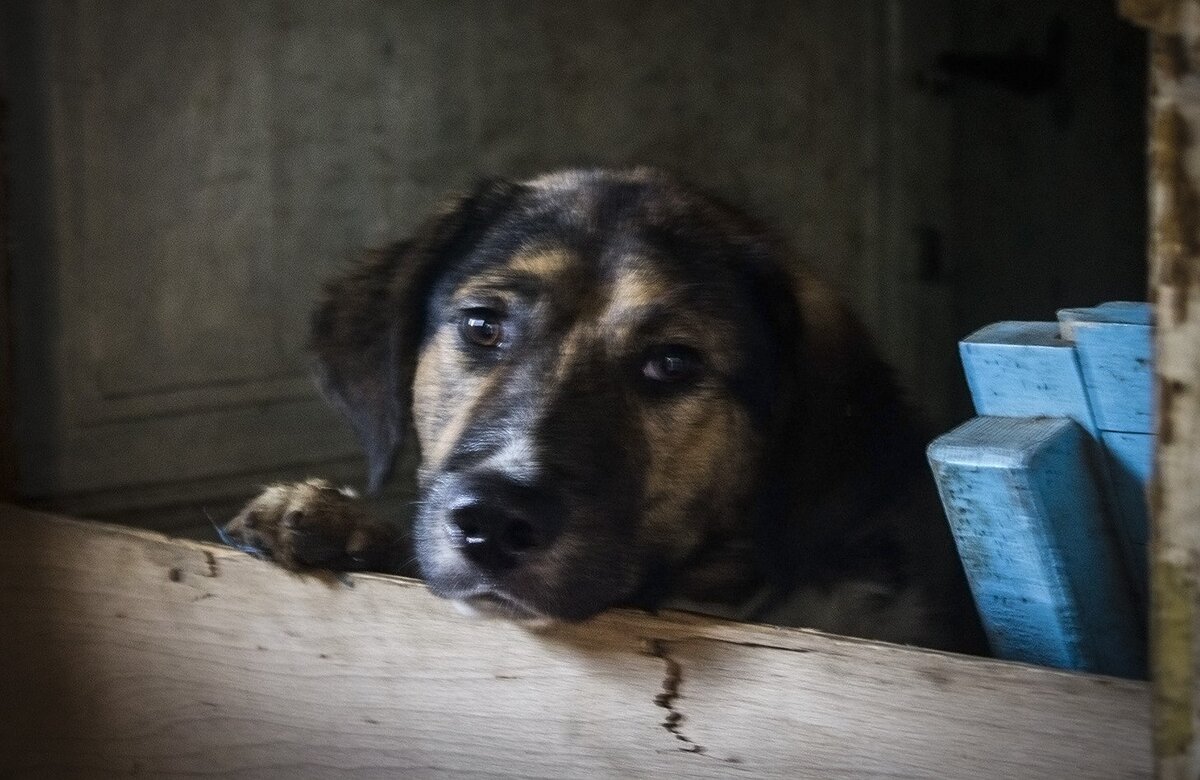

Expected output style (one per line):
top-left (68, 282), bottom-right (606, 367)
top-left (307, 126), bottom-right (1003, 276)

top-left (957, 314), bottom-right (1150, 606)
top-left (0, 503), bottom-right (1150, 778)
top-left (1070, 320), bottom-right (1155, 435)
top-left (959, 320), bottom-right (1099, 434)
top-left (1128, 2), bottom-right (1200, 775)
top-left (929, 416), bottom-right (1144, 677)
top-left (1103, 429), bottom-right (1153, 590)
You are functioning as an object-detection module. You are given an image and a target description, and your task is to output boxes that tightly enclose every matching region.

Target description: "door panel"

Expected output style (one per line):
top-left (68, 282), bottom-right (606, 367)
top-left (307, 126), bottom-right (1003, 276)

top-left (7, 0), bottom-right (930, 518)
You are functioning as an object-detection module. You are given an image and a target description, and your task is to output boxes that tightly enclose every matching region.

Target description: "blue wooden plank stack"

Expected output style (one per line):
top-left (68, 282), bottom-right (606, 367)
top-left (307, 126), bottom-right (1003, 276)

top-left (927, 302), bottom-right (1151, 678)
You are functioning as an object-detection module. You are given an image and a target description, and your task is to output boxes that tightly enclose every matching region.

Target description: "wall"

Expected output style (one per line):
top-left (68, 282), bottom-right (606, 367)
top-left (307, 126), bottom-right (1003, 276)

top-left (4, 0), bottom-right (903, 521)
top-left (923, 1), bottom-right (1149, 423)
top-left (0, 1), bottom-right (1147, 527)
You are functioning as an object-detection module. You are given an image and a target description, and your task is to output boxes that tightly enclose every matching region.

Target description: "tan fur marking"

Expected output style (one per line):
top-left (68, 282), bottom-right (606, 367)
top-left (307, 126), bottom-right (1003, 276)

top-left (546, 326), bottom-right (587, 385)
top-left (607, 266), bottom-right (674, 312)
top-left (639, 390), bottom-right (759, 560)
top-left (504, 248), bottom-right (574, 278)
top-left (413, 330), bottom-right (506, 472)
top-left (603, 265), bottom-right (739, 373)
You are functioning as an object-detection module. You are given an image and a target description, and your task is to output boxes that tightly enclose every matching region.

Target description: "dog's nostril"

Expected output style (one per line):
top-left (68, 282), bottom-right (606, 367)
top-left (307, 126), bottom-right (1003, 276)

top-left (456, 520), bottom-right (486, 546)
top-left (500, 518), bottom-right (538, 553)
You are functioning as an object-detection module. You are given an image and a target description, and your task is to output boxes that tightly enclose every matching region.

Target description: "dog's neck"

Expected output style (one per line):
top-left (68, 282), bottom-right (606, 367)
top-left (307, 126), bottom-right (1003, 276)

top-left (662, 377), bottom-right (932, 622)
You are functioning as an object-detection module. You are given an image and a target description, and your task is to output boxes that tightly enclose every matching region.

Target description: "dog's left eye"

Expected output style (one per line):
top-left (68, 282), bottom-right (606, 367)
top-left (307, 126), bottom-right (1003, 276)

top-left (641, 344), bottom-right (704, 385)
top-left (459, 308), bottom-right (504, 348)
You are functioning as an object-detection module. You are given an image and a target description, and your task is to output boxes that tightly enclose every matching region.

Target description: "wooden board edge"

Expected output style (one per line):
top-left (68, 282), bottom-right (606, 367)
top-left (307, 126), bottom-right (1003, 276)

top-left (2, 502), bottom-right (1151, 689)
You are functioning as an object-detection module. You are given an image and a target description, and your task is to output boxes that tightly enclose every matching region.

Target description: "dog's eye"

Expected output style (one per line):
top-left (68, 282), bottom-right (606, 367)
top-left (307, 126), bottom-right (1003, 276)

top-left (459, 308), bottom-right (504, 348)
top-left (641, 344), bottom-right (704, 385)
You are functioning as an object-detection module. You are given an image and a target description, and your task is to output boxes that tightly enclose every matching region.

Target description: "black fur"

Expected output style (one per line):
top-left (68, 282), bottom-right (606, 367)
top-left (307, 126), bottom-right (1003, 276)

top-left (283, 168), bottom-right (985, 651)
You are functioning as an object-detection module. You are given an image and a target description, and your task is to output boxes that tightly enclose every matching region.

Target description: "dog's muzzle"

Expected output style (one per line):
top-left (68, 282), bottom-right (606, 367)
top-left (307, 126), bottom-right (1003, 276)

top-left (415, 469), bottom-right (572, 618)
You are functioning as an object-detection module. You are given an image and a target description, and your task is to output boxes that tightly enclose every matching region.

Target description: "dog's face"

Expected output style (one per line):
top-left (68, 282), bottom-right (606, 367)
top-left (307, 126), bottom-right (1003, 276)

top-left (410, 205), bottom-right (788, 620)
top-left (312, 169), bottom-right (838, 622)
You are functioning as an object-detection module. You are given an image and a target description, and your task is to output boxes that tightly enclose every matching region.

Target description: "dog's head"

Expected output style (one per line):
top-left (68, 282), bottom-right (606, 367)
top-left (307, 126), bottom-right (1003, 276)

top-left (312, 168), bottom-right (882, 621)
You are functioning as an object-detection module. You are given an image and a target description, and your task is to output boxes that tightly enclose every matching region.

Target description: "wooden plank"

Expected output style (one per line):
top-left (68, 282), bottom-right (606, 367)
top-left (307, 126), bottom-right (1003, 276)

top-left (1103, 430), bottom-right (1153, 587)
top-left (1058, 303), bottom-right (1154, 437)
top-left (1118, 1), bottom-right (1200, 774)
top-left (1058, 301), bottom-right (1154, 334)
top-left (1062, 317), bottom-right (1155, 434)
top-left (959, 321), bottom-right (1099, 434)
top-left (1055, 303), bottom-right (1154, 602)
top-left (959, 318), bottom-right (1148, 601)
top-left (928, 416), bottom-right (1145, 677)
top-left (0, 503), bottom-right (1150, 778)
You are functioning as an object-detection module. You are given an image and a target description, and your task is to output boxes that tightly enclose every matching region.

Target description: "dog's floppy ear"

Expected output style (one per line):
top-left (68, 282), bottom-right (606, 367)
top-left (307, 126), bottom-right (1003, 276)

top-left (745, 257), bottom-right (920, 584)
top-left (309, 179), bottom-right (524, 493)
top-left (751, 257), bottom-right (912, 490)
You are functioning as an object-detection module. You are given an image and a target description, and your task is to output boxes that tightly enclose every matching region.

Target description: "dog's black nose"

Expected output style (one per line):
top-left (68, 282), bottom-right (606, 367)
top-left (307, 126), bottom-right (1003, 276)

top-left (445, 474), bottom-right (560, 572)
top-left (449, 504), bottom-right (538, 571)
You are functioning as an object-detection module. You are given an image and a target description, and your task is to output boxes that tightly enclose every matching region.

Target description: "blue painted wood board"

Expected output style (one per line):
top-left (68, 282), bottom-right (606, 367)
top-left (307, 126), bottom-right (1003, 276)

top-left (1102, 430), bottom-right (1152, 590)
top-left (1057, 301), bottom-right (1152, 332)
top-left (1066, 321), bottom-right (1153, 435)
top-left (959, 321), bottom-right (1099, 435)
top-left (1058, 302), bottom-right (1153, 434)
top-left (928, 416), bottom-right (1145, 678)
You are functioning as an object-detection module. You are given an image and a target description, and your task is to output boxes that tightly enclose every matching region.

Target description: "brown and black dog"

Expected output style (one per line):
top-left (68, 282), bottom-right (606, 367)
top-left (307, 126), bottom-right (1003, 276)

top-left (224, 168), bottom-right (986, 653)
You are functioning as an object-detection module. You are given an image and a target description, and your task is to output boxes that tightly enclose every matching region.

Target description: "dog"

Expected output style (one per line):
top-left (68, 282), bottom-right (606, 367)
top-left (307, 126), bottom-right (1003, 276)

top-left (223, 168), bottom-right (986, 653)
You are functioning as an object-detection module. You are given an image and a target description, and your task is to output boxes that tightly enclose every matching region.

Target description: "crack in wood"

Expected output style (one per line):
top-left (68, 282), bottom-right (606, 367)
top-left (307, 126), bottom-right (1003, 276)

top-left (203, 550), bottom-right (219, 578)
top-left (644, 639), bottom-right (707, 755)
top-left (643, 639), bottom-right (748, 765)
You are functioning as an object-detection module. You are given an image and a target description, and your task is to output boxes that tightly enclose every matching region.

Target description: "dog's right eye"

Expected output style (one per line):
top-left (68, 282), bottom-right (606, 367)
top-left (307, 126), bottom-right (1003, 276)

top-left (459, 308), bottom-right (504, 348)
top-left (639, 344), bottom-right (705, 387)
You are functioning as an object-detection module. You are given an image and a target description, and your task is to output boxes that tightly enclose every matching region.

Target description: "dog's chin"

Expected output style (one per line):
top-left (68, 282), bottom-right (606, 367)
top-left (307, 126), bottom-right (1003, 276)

top-left (450, 593), bottom-right (555, 627)
top-left (417, 543), bottom-right (628, 624)
top-left (426, 572), bottom-right (620, 624)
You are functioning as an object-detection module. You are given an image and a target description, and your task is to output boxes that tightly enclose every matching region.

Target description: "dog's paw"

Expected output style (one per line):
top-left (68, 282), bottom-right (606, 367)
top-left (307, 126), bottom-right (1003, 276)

top-left (220, 478), bottom-right (395, 572)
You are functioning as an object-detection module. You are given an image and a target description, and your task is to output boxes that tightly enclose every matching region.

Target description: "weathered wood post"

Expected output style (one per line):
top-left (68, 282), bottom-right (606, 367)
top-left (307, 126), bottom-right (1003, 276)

top-left (1118, 3), bottom-right (1200, 776)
